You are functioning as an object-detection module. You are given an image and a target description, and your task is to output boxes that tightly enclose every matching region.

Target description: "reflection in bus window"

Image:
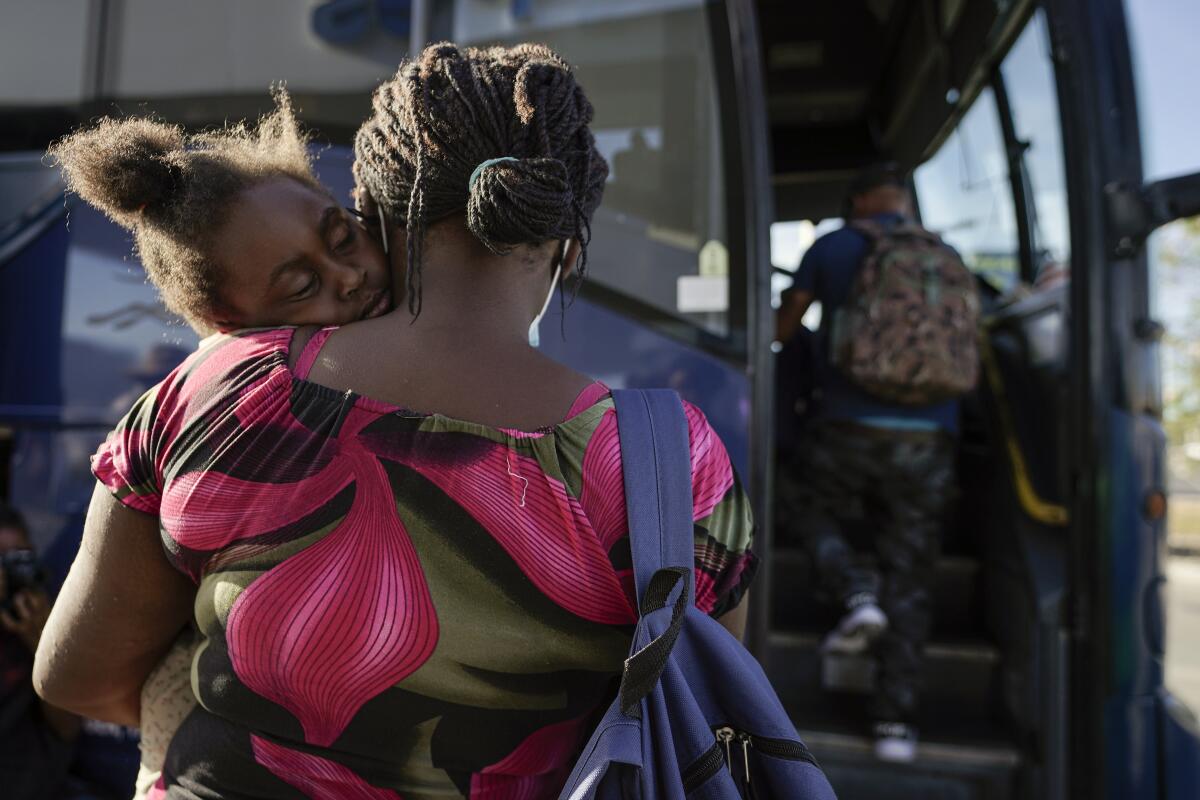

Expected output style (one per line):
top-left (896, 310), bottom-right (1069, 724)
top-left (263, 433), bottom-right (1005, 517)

top-left (1127, 0), bottom-right (1200, 182)
top-left (454, 0), bottom-right (731, 337)
top-left (1001, 10), bottom-right (1070, 273)
top-left (914, 87), bottom-right (1019, 292)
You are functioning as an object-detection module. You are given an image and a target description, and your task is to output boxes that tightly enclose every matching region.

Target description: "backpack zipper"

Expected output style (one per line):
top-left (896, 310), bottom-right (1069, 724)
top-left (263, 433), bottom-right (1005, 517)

top-left (738, 732), bottom-right (753, 787)
top-left (682, 738), bottom-right (728, 792)
top-left (743, 732), bottom-right (820, 767)
top-left (705, 725), bottom-right (821, 791)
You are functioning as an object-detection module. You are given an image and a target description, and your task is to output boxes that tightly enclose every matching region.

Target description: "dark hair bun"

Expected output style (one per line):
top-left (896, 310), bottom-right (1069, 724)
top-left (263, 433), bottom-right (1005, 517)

top-left (513, 55), bottom-right (578, 130)
top-left (47, 118), bottom-right (186, 227)
top-left (466, 156), bottom-right (574, 254)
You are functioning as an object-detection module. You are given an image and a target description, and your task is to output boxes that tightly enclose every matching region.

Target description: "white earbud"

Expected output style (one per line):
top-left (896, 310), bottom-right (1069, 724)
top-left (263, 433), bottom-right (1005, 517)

top-left (528, 241), bottom-right (571, 347)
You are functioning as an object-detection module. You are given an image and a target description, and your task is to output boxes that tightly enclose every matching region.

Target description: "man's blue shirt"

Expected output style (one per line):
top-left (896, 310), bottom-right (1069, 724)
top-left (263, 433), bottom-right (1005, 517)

top-left (792, 213), bottom-right (959, 434)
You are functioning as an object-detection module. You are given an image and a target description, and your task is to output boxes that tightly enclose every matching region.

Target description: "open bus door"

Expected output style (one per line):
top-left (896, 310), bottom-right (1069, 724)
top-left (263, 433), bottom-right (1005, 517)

top-left (761, 1), bottom-right (1200, 797)
top-left (1043, 1), bottom-right (1200, 797)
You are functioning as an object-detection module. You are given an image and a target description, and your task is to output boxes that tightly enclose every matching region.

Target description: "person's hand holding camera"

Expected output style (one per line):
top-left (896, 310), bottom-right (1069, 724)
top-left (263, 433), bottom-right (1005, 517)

top-left (0, 567), bottom-right (51, 653)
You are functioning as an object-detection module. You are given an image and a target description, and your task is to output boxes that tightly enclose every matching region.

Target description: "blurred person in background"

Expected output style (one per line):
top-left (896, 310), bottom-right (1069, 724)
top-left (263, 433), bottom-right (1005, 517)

top-left (0, 504), bottom-right (80, 799)
top-left (776, 164), bottom-right (975, 761)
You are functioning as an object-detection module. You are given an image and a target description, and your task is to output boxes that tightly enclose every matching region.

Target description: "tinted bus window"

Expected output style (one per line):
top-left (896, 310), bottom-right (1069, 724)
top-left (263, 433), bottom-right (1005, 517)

top-left (1127, 0), bottom-right (1200, 181)
top-left (914, 87), bottom-right (1020, 292)
top-left (454, 1), bottom-right (734, 338)
top-left (1000, 10), bottom-right (1070, 273)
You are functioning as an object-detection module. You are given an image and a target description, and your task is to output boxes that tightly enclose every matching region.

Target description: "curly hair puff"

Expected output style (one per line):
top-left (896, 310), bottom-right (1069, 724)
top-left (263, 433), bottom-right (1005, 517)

top-left (47, 90), bottom-right (322, 330)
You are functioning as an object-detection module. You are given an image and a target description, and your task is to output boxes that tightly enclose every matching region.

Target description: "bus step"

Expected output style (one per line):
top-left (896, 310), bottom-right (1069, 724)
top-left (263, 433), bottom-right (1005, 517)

top-left (796, 723), bottom-right (1020, 800)
top-left (769, 550), bottom-right (985, 639)
top-left (766, 631), bottom-right (1000, 715)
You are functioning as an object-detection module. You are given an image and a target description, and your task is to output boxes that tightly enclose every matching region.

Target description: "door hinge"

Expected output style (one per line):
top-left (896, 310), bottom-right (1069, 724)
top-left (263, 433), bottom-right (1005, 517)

top-left (1105, 173), bottom-right (1200, 258)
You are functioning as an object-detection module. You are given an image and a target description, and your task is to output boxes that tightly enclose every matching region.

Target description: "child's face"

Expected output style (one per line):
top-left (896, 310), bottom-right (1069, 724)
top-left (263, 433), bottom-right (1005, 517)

top-left (210, 178), bottom-right (392, 329)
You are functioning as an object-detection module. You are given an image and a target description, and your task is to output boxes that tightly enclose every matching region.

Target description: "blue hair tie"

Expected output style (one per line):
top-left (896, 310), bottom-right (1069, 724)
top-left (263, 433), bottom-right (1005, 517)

top-left (469, 156), bottom-right (519, 191)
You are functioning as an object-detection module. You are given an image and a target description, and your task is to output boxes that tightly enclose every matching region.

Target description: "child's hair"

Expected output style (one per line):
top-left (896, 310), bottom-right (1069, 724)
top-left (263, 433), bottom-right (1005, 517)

top-left (353, 42), bottom-right (609, 315)
top-left (47, 90), bottom-right (321, 329)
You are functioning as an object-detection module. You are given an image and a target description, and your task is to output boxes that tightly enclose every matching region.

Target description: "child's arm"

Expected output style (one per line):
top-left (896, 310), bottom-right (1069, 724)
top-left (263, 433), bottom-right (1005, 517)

top-left (133, 628), bottom-right (198, 799)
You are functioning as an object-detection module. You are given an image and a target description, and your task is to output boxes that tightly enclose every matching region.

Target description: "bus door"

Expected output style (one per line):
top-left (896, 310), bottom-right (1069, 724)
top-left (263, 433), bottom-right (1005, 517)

top-left (764, 4), bottom-right (1076, 798)
top-left (1042, 0), bottom-right (1200, 797)
top-left (913, 10), bottom-right (1075, 799)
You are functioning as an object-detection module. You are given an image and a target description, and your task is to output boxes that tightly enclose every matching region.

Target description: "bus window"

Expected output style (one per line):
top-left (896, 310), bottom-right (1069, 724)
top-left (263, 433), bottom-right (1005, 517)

top-left (913, 87), bottom-right (1020, 293)
top-left (454, 1), bottom-right (735, 339)
top-left (1129, 1), bottom-right (1200, 716)
top-left (1127, 0), bottom-right (1200, 182)
top-left (1000, 9), bottom-right (1070, 276)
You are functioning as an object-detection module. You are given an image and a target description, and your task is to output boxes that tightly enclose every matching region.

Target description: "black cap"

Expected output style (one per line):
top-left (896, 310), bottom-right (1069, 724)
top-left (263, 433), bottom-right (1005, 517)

top-left (846, 162), bottom-right (907, 198)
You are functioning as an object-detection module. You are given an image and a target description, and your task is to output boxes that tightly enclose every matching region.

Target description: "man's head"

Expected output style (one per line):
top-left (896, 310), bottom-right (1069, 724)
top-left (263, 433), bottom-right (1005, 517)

top-left (0, 505), bottom-right (30, 554)
top-left (846, 163), bottom-right (911, 220)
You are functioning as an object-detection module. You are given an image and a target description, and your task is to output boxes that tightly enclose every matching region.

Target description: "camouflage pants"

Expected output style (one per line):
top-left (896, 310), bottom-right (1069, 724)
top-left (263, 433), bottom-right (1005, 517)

top-left (778, 420), bottom-right (956, 721)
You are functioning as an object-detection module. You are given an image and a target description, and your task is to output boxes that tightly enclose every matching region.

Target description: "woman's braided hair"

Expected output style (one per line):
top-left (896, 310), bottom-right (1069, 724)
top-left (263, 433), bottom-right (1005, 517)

top-left (353, 42), bottom-right (609, 315)
top-left (46, 90), bottom-right (320, 330)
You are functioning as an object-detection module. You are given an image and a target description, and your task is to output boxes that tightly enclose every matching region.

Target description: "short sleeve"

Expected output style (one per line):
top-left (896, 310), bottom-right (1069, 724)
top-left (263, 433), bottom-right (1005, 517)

top-left (792, 238), bottom-right (822, 294)
top-left (90, 328), bottom-right (293, 519)
top-left (92, 384), bottom-right (170, 516)
top-left (683, 401), bottom-right (758, 619)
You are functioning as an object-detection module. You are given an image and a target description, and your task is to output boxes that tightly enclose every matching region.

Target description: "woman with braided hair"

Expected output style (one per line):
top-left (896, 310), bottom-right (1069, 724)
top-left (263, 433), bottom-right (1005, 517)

top-left (36, 43), bottom-right (757, 798)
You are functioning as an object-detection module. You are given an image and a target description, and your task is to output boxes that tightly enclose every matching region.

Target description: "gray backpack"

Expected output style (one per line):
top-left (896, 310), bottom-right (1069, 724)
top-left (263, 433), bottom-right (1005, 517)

top-left (830, 220), bottom-right (981, 405)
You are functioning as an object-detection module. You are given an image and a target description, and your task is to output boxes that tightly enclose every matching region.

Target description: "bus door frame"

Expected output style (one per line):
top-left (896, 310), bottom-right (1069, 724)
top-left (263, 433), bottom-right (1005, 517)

top-left (708, 0), bottom-right (777, 656)
top-left (1042, 0), bottom-right (1180, 796)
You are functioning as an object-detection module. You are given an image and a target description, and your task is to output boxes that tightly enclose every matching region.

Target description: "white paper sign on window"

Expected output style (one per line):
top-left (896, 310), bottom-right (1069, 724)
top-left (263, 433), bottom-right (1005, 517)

top-left (677, 275), bottom-right (728, 313)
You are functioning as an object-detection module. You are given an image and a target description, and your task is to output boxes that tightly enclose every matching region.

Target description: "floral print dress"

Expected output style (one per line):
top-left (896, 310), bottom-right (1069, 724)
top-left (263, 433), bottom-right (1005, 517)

top-left (92, 327), bottom-right (757, 800)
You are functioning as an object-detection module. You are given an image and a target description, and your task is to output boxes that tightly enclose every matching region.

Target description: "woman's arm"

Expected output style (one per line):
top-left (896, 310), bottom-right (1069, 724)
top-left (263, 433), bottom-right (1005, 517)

top-left (33, 483), bottom-right (194, 727)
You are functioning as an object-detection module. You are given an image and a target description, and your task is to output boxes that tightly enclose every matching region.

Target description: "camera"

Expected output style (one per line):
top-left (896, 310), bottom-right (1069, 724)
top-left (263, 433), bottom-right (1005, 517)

top-left (0, 549), bottom-right (47, 613)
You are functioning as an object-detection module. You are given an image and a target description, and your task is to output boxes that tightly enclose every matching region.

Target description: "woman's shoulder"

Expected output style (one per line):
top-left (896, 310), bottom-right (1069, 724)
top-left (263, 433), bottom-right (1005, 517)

top-left (194, 326), bottom-right (296, 364)
top-left (176, 327), bottom-right (294, 380)
top-left (141, 327), bottom-right (296, 419)
top-left (573, 393), bottom-right (729, 479)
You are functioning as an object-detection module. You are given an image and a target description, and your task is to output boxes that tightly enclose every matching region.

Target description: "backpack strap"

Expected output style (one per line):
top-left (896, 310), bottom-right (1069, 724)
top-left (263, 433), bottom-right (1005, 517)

top-left (611, 389), bottom-right (695, 608)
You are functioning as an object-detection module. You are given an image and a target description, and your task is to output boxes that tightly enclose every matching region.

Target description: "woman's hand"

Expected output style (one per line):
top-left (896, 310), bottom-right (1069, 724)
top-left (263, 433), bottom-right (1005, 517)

top-left (33, 484), bottom-right (195, 727)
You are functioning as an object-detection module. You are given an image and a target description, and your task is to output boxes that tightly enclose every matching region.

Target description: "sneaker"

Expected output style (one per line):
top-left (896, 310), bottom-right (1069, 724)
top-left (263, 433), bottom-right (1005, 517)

top-left (820, 600), bottom-right (888, 655)
top-left (873, 721), bottom-right (919, 763)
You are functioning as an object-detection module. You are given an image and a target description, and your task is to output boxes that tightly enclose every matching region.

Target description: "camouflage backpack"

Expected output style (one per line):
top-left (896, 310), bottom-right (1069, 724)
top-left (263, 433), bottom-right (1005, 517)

top-left (829, 220), bottom-right (980, 405)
